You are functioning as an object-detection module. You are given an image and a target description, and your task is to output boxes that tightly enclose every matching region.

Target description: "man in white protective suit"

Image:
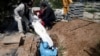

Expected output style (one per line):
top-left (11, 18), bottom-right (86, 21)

top-left (14, 0), bottom-right (34, 36)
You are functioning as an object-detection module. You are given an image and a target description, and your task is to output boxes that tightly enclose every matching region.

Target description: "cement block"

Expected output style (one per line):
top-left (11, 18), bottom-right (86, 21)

top-left (2, 33), bottom-right (22, 44)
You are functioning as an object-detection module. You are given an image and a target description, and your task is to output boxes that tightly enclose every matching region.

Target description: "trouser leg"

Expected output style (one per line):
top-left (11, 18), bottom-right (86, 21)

top-left (63, 7), bottom-right (67, 15)
top-left (63, 7), bottom-right (69, 20)
top-left (14, 17), bottom-right (23, 33)
top-left (22, 17), bottom-right (30, 32)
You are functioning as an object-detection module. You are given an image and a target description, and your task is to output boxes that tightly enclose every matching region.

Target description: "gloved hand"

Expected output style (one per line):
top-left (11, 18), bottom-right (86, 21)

top-left (33, 15), bottom-right (42, 23)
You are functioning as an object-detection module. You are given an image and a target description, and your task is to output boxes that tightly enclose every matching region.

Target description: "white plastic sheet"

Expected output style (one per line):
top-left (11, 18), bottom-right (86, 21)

top-left (32, 15), bottom-right (53, 47)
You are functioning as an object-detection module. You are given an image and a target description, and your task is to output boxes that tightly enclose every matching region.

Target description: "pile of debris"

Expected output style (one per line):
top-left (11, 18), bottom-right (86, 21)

top-left (0, 32), bottom-right (59, 56)
top-left (0, 33), bottom-right (38, 56)
top-left (68, 3), bottom-right (84, 20)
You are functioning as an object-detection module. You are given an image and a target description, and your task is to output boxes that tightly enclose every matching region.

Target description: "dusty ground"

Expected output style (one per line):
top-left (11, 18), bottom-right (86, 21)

top-left (49, 19), bottom-right (100, 56)
top-left (0, 42), bottom-right (18, 56)
top-left (0, 19), bottom-right (100, 56)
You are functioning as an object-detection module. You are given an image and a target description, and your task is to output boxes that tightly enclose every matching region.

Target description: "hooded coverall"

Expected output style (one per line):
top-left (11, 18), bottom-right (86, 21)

top-left (62, 0), bottom-right (73, 15)
top-left (14, 3), bottom-right (33, 33)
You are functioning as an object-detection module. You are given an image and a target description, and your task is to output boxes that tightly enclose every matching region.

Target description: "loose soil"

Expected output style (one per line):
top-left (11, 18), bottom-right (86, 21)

top-left (0, 19), bottom-right (100, 56)
top-left (49, 19), bottom-right (100, 56)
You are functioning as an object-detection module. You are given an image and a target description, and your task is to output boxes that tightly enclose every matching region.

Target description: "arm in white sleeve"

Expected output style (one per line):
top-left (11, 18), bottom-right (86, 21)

top-left (29, 9), bottom-right (41, 22)
top-left (14, 3), bottom-right (24, 19)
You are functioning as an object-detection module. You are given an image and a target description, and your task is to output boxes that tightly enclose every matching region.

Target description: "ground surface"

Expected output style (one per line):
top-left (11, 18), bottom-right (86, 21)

top-left (49, 19), bottom-right (100, 56)
top-left (0, 19), bottom-right (100, 56)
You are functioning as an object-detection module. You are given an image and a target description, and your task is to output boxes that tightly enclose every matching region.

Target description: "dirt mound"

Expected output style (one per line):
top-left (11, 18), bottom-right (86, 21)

top-left (49, 19), bottom-right (100, 56)
top-left (0, 19), bottom-right (100, 56)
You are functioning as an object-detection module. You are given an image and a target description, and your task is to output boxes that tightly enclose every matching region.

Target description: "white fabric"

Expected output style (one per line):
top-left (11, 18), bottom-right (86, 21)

top-left (32, 15), bottom-right (53, 47)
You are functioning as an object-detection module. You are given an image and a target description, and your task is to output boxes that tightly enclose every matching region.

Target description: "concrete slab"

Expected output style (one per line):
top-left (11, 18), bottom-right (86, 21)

top-left (84, 12), bottom-right (100, 19)
top-left (15, 33), bottom-right (37, 56)
top-left (0, 33), bottom-right (4, 39)
top-left (83, 12), bottom-right (93, 19)
top-left (2, 33), bottom-right (21, 44)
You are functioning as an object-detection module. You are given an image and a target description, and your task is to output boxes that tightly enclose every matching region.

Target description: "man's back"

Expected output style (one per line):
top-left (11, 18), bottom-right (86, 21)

top-left (42, 7), bottom-right (56, 22)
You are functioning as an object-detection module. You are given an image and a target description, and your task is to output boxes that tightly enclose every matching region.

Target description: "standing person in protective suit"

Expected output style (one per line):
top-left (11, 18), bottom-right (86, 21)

top-left (62, 0), bottom-right (73, 20)
top-left (14, 0), bottom-right (34, 36)
top-left (40, 3), bottom-right (56, 30)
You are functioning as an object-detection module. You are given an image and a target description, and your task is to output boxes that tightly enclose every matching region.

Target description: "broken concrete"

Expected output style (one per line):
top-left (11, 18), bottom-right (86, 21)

top-left (2, 33), bottom-right (22, 44)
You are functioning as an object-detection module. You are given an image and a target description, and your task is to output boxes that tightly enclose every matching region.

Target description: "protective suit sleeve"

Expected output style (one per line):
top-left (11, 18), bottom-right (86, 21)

top-left (14, 3), bottom-right (24, 19)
